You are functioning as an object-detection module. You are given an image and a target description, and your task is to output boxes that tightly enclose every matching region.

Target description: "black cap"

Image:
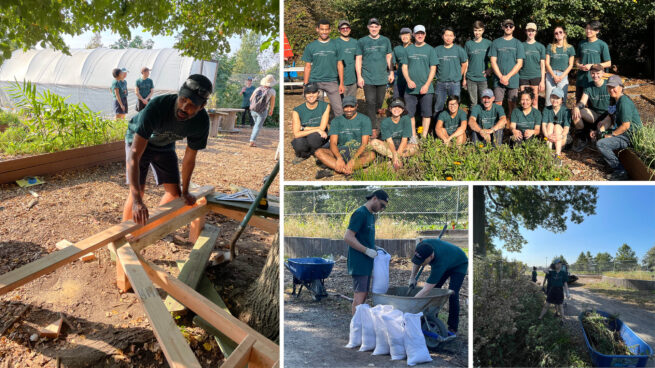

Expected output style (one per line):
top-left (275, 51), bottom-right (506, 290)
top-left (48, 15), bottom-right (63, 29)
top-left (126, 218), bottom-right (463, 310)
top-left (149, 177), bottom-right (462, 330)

top-left (502, 19), bottom-right (515, 26)
top-left (411, 242), bottom-right (434, 265)
top-left (368, 18), bottom-right (380, 26)
top-left (366, 189), bottom-right (389, 202)
top-left (179, 74), bottom-right (213, 106)
top-left (338, 19), bottom-right (351, 29)
top-left (390, 99), bottom-right (405, 109)
top-left (342, 95), bottom-right (357, 107)
top-left (304, 83), bottom-right (319, 93)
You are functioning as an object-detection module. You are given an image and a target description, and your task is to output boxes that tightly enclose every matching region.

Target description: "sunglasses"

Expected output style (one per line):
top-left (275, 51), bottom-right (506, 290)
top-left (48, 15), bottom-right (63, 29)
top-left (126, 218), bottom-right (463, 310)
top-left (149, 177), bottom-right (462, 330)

top-left (184, 78), bottom-right (211, 99)
top-left (504, 24), bottom-right (515, 29)
top-left (340, 26), bottom-right (350, 30)
top-left (554, 31), bottom-right (564, 35)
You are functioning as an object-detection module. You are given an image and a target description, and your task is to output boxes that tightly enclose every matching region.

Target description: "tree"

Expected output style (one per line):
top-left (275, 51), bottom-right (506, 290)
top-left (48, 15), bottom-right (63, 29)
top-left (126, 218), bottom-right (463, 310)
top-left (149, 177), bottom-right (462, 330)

top-left (0, 0), bottom-right (278, 62)
top-left (595, 252), bottom-right (613, 272)
top-left (643, 245), bottom-right (655, 271)
top-left (575, 252), bottom-right (589, 270)
top-left (85, 32), bottom-right (103, 49)
top-left (233, 32), bottom-right (264, 74)
top-left (474, 186), bottom-right (598, 255)
top-left (244, 233), bottom-right (279, 342)
top-left (615, 243), bottom-right (638, 267)
top-left (109, 35), bottom-right (154, 49)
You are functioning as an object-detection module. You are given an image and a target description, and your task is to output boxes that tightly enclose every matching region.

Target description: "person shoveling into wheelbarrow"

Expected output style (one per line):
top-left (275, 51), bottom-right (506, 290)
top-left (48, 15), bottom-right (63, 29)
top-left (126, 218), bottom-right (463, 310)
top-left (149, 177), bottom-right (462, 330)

top-left (408, 239), bottom-right (468, 337)
top-left (538, 258), bottom-right (570, 323)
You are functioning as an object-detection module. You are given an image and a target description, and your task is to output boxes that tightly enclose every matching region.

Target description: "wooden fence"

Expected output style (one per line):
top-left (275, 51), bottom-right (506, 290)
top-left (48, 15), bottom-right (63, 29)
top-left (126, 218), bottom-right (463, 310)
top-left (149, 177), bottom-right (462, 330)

top-left (602, 276), bottom-right (655, 291)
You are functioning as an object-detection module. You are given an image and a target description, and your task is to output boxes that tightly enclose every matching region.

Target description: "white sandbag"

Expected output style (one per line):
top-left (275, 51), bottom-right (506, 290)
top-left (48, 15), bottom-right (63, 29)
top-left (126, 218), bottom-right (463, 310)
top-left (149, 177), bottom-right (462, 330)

top-left (371, 304), bottom-right (393, 355)
top-left (403, 312), bottom-right (432, 366)
top-left (345, 303), bottom-right (365, 348)
top-left (372, 248), bottom-right (391, 294)
top-left (382, 309), bottom-right (406, 360)
top-left (359, 304), bottom-right (376, 351)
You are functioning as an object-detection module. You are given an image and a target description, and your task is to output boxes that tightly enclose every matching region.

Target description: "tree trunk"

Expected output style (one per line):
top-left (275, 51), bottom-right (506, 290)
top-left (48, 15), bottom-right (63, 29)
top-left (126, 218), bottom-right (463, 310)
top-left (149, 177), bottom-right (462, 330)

top-left (243, 233), bottom-right (279, 343)
top-left (473, 186), bottom-right (485, 256)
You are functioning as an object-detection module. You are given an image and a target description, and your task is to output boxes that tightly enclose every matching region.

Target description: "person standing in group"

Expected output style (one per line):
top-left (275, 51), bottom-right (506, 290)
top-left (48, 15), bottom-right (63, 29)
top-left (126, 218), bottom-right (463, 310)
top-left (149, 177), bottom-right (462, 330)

top-left (334, 19), bottom-right (358, 98)
top-left (542, 88), bottom-right (571, 157)
top-left (345, 190), bottom-right (389, 315)
top-left (433, 27), bottom-right (468, 119)
top-left (248, 74), bottom-right (277, 147)
top-left (112, 67), bottom-right (128, 119)
top-left (239, 77), bottom-right (256, 126)
top-left (135, 67), bottom-right (154, 113)
top-left (468, 88), bottom-right (506, 146)
top-left (519, 23), bottom-right (545, 108)
top-left (436, 95), bottom-right (468, 146)
top-left (571, 64), bottom-right (611, 152)
top-left (490, 19), bottom-right (525, 118)
top-left (509, 89), bottom-right (541, 145)
top-left (575, 20), bottom-right (611, 102)
top-left (401, 25), bottom-right (438, 139)
top-left (464, 21), bottom-right (492, 107)
top-left (290, 83), bottom-right (331, 160)
top-left (303, 19), bottom-right (345, 116)
top-left (545, 26), bottom-right (575, 107)
top-left (393, 27), bottom-right (413, 100)
top-left (356, 18), bottom-right (394, 139)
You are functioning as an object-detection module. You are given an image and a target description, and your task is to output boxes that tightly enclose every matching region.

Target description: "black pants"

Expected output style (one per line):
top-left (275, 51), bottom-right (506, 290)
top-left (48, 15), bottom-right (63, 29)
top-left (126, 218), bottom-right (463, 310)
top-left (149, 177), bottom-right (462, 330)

top-left (291, 132), bottom-right (328, 158)
top-left (363, 84), bottom-right (387, 131)
top-left (240, 107), bottom-right (251, 125)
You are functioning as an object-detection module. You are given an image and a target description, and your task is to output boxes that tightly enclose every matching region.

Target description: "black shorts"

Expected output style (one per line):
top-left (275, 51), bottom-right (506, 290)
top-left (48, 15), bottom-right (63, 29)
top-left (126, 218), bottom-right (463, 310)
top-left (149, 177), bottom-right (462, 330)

top-left (546, 286), bottom-right (564, 304)
top-left (125, 143), bottom-right (180, 186)
top-left (520, 77), bottom-right (541, 86)
top-left (136, 99), bottom-right (147, 112)
top-left (352, 275), bottom-right (371, 293)
top-left (338, 145), bottom-right (358, 161)
top-left (404, 92), bottom-right (434, 118)
top-left (114, 98), bottom-right (128, 114)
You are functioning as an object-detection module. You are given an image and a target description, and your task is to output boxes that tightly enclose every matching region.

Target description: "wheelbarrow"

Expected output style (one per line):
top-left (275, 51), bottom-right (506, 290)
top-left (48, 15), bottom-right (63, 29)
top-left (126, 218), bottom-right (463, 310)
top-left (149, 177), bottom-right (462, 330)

top-left (284, 257), bottom-right (335, 301)
top-left (372, 286), bottom-right (455, 350)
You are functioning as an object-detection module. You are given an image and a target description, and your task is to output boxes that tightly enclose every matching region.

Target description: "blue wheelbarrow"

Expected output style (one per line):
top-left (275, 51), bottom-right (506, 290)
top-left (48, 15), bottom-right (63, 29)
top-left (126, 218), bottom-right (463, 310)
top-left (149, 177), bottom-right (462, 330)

top-left (284, 257), bottom-right (335, 301)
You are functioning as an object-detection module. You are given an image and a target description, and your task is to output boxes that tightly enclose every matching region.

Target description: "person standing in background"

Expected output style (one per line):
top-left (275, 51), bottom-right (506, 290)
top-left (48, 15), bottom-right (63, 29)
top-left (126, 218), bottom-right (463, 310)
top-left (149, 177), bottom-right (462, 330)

top-left (135, 67), bottom-right (154, 112)
top-left (111, 67), bottom-right (128, 119)
top-left (239, 77), bottom-right (256, 126)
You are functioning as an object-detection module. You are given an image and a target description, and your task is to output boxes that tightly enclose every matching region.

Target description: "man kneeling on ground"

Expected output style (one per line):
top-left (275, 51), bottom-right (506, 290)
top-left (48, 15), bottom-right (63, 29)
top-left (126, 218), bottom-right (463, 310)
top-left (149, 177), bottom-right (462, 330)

top-left (370, 98), bottom-right (417, 170)
top-left (314, 96), bottom-right (376, 178)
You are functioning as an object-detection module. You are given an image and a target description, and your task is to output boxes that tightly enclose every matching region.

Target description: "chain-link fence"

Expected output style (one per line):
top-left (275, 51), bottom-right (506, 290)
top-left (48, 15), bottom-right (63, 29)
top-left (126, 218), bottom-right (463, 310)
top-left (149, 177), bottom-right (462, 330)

top-left (569, 260), bottom-right (645, 274)
top-left (284, 186), bottom-right (468, 227)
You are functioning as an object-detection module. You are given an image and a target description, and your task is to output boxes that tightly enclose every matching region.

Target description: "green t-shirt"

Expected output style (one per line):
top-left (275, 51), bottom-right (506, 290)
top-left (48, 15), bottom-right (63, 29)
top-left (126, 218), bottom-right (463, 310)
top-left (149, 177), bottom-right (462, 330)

top-left (393, 45), bottom-right (409, 85)
top-left (302, 39), bottom-right (339, 83)
top-left (328, 112), bottom-right (373, 147)
top-left (437, 109), bottom-right (468, 135)
top-left (125, 94), bottom-right (209, 152)
top-left (470, 103), bottom-right (506, 129)
top-left (576, 39), bottom-right (611, 86)
top-left (241, 85), bottom-right (256, 108)
top-left (532, 270), bottom-right (537, 282)
top-left (489, 37), bottom-right (526, 89)
top-left (616, 94), bottom-right (643, 134)
top-left (434, 44), bottom-right (468, 82)
top-left (583, 80), bottom-right (610, 114)
top-left (421, 239), bottom-right (468, 285)
top-left (510, 107), bottom-right (542, 131)
top-left (381, 115), bottom-right (412, 145)
top-left (136, 77), bottom-right (154, 100)
top-left (111, 79), bottom-right (127, 100)
top-left (347, 205), bottom-right (376, 276)
top-left (334, 37), bottom-right (358, 86)
top-left (519, 41), bottom-right (546, 80)
top-left (546, 45), bottom-right (575, 72)
top-left (399, 43), bottom-right (438, 95)
top-left (547, 269), bottom-right (568, 288)
top-left (464, 38), bottom-right (492, 82)
top-left (542, 106), bottom-right (571, 127)
top-left (293, 100), bottom-right (328, 128)
top-left (356, 35), bottom-right (392, 85)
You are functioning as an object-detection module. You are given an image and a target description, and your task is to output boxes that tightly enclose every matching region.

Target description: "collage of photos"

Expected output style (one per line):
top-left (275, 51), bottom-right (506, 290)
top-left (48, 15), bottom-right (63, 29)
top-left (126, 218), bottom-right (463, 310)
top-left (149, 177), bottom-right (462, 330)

top-left (0, 0), bottom-right (653, 368)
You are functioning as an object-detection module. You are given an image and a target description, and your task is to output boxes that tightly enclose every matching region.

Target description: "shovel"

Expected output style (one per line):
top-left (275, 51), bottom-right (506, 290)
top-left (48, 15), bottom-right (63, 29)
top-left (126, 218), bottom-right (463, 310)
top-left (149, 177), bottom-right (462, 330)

top-left (406, 223), bottom-right (448, 296)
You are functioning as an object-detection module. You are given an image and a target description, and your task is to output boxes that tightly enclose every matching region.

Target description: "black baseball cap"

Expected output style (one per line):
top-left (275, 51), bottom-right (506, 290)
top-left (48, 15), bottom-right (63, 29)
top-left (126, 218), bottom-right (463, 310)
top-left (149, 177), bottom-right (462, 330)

top-left (338, 19), bottom-right (351, 28)
top-left (342, 95), bottom-right (357, 107)
top-left (412, 242), bottom-right (434, 265)
top-left (366, 189), bottom-right (389, 202)
top-left (390, 99), bottom-right (405, 109)
top-left (368, 18), bottom-right (380, 26)
top-left (304, 83), bottom-right (319, 93)
top-left (179, 74), bottom-right (213, 106)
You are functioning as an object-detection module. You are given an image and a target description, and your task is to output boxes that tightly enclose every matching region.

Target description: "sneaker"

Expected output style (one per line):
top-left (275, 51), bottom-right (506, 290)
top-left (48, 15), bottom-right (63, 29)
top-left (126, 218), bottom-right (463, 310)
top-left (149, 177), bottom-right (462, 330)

top-left (572, 138), bottom-right (588, 153)
top-left (315, 169), bottom-right (334, 179)
top-left (609, 169), bottom-right (629, 181)
top-left (291, 157), bottom-right (308, 165)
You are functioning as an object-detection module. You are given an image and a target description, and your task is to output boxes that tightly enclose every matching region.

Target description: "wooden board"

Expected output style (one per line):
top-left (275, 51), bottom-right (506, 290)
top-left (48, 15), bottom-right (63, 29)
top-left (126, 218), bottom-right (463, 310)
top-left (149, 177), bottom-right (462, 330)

top-left (130, 205), bottom-right (210, 252)
top-left (221, 335), bottom-right (255, 368)
top-left (206, 197), bottom-right (279, 218)
top-left (116, 243), bottom-right (200, 368)
top-left (208, 204), bottom-right (279, 234)
top-left (192, 275), bottom-right (238, 357)
top-left (0, 186), bottom-right (214, 295)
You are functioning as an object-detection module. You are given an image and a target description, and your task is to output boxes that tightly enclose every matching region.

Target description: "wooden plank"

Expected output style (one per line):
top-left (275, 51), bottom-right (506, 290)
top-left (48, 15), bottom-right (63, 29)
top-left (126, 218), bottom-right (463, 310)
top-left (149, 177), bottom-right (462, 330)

top-left (192, 275), bottom-right (238, 357)
top-left (164, 224), bottom-right (221, 312)
top-left (0, 141), bottom-right (123, 173)
top-left (221, 335), bottom-right (255, 368)
top-left (208, 205), bottom-right (279, 234)
top-left (39, 317), bottom-right (63, 338)
top-left (116, 244), bottom-right (201, 368)
top-left (0, 186), bottom-right (214, 295)
top-left (206, 198), bottom-right (279, 218)
top-left (135, 255), bottom-right (279, 366)
top-left (130, 205), bottom-right (210, 252)
top-left (108, 239), bottom-right (131, 292)
top-left (188, 198), bottom-right (207, 244)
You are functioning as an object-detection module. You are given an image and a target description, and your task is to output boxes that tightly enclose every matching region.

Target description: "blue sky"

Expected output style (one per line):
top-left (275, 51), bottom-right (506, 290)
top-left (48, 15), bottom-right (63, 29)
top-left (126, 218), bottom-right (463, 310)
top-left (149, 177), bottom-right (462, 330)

top-left (499, 186), bottom-right (655, 267)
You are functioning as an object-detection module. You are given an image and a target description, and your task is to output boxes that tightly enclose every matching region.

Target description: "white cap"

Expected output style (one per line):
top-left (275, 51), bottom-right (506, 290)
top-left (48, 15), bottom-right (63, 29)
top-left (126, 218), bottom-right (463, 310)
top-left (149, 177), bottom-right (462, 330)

top-left (413, 25), bottom-right (426, 33)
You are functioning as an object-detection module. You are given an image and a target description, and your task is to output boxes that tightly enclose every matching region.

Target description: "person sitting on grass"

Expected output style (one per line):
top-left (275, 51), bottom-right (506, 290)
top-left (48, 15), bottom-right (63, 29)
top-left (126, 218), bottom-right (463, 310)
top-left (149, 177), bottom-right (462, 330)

top-left (509, 89), bottom-right (541, 145)
top-left (314, 96), bottom-right (376, 178)
top-left (290, 83), bottom-right (331, 161)
top-left (596, 75), bottom-right (643, 180)
top-left (539, 259), bottom-right (570, 322)
top-left (542, 88), bottom-right (571, 158)
top-left (370, 98), bottom-right (417, 170)
top-left (468, 88), bottom-right (506, 147)
top-left (436, 95), bottom-right (468, 146)
top-left (571, 64), bottom-right (612, 152)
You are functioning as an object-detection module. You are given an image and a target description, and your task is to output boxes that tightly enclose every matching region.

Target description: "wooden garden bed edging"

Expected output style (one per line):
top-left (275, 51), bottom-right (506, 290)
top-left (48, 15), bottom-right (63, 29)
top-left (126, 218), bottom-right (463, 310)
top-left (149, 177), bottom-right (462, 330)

top-left (0, 141), bottom-right (124, 184)
top-left (618, 148), bottom-right (655, 181)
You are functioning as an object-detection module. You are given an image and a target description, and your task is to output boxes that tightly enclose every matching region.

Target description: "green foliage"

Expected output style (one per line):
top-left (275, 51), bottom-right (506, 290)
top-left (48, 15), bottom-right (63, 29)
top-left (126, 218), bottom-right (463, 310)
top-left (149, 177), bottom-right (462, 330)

top-left (233, 32), bottom-right (264, 74)
top-left (581, 311), bottom-right (633, 356)
top-left (353, 137), bottom-right (570, 181)
top-left (602, 271), bottom-right (655, 281)
top-left (284, 0), bottom-right (344, 61)
top-left (284, 216), bottom-right (419, 239)
top-left (0, 80), bottom-right (124, 155)
top-left (631, 124), bottom-right (655, 172)
top-left (615, 243), bottom-right (638, 264)
top-left (85, 32), bottom-right (103, 49)
top-left (109, 35), bottom-right (154, 49)
top-left (0, 0), bottom-right (279, 63)
top-left (644, 245), bottom-right (655, 271)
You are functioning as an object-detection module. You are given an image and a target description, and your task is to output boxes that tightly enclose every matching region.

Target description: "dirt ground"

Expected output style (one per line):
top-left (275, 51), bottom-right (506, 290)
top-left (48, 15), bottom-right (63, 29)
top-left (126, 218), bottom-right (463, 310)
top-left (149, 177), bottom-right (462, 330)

top-left (283, 256), bottom-right (469, 368)
top-left (283, 78), bottom-right (655, 182)
top-left (0, 126), bottom-right (279, 367)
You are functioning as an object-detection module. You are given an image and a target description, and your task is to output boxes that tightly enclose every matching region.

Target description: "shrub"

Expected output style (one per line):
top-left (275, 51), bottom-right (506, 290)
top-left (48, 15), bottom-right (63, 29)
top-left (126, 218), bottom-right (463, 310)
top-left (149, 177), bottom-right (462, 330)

top-left (630, 124), bottom-right (655, 170)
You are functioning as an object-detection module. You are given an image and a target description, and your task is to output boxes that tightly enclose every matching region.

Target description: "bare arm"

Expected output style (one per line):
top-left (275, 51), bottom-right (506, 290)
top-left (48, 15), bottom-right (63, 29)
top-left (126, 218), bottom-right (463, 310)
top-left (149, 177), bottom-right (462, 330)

top-left (415, 283), bottom-right (436, 298)
top-left (303, 63), bottom-right (312, 84)
top-left (506, 59), bottom-right (523, 78)
top-left (268, 95), bottom-right (276, 116)
top-left (127, 134), bottom-right (148, 224)
top-left (460, 61), bottom-right (469, 80)
top-left (468, 116), bottom-right (482, 133)
top-left (355, 55), bottom-right (363, 84)
top-left (337, 60), bottom-right (344, 88)
top-left (115, 88), bottom-right (125, 109)
top-left (493, 115), bottom-right (507, 132)
top-left (490, 56), bottom-right (502, 78)
top-left (545, 54), bottom-right (555, 78)
top-left (450, 120), bottom-right (468, 138)
top-left (180, 146), bottom-right (198, 200)
top-left (344, 229), bottom-right (370, 254)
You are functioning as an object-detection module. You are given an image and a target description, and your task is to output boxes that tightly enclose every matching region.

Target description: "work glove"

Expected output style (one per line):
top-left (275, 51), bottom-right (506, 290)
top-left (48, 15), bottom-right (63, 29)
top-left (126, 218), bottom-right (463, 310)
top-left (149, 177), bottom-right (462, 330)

top-left (364, 248), bottom-right (378, 259)
top-left (408, 278), bottom-right (417, 288)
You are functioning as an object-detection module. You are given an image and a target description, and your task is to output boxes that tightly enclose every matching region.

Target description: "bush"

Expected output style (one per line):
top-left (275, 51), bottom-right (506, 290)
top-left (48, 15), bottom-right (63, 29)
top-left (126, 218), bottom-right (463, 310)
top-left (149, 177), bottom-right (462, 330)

top-left (353, 137), bottom-right (570, 181)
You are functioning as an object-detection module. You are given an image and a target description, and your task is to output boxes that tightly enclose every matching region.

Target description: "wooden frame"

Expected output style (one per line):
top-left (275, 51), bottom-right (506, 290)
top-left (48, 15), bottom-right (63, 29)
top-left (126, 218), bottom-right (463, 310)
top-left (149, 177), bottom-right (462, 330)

top-left (0, 185), bottom-right (279, 367)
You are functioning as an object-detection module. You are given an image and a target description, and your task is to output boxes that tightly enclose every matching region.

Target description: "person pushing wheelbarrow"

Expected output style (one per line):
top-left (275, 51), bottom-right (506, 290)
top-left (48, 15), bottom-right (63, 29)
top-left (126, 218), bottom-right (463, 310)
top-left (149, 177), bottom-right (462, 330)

top-left (408, 239), bottom-right (468, 337)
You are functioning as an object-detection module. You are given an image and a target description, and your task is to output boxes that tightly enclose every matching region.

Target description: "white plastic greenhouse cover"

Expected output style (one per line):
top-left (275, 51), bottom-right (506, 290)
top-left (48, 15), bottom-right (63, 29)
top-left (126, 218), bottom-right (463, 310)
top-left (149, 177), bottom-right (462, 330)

top-left (0, 48), bottom-right (217, 117)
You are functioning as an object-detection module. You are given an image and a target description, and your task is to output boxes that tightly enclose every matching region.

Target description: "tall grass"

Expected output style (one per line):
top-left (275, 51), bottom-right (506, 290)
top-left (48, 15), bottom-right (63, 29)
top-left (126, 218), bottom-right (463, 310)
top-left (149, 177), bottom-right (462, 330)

top-left (631, 123), bottom-right (655, 171)
top-left (603, 271), bottom-right (655, 280)
top-left (284, 216), bottom-right (419, 239)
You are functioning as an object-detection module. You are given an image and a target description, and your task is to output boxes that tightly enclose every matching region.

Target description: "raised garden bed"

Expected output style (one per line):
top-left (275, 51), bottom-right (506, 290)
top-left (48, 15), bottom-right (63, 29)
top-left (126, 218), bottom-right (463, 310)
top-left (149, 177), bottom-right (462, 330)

top-left (619, 148), bottom-right (654, 181)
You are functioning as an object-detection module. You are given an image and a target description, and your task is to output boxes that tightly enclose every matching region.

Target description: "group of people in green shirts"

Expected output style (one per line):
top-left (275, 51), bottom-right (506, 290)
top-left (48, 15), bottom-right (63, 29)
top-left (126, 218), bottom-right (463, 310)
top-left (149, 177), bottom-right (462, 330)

top-left (292, 17), bottom-right (643, 180)
top-left (111, 67), bottom-right (155, 120)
